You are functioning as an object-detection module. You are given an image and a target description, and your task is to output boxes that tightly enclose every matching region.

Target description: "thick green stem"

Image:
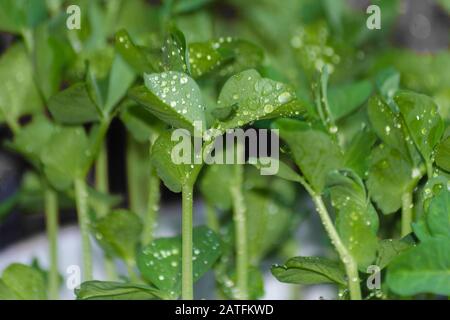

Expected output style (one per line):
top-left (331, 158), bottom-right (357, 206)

top-left (142, 167), bottom-right (160, 245)
top-left (312, 195), bottom-right (361, 300)
top-left (74, 178), bottom-right (93, 281)
top-left (181, 184), bottom-right (194, 300)
top-left (44, 187), bottom-right (59, 300)
top-left (401, 192), bottom-right (413, 237)
top-left (230, 163), bottom-right (248, 300)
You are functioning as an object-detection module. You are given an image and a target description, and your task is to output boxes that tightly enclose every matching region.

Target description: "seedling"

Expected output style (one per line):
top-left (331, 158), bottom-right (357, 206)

top-left (0, 0), bottom-right (449, 301)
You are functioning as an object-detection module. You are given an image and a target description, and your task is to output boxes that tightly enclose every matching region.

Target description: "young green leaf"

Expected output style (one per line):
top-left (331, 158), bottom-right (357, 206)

top-left (326, 169), bottom-right (379, 269)
top-left (0, 0), bottom-right (47, 33)
top-left (150, 131), bottom-right (201, 193)
top-left (215, 69), bottom-right (304, 131)
top-left (394, 91), bottom-right (445, 163)
top-left (275, 119), bottom-right (344, 192)
top-left (367, 144), bottom-right (418, 214)
top-left (387, 237), bottom-right (450, 296)
top-left (9, 115), bottom-right (55, 163)
top-left (76, 281), bottom-right (167, 300)
top-left (0, 44), bottom-right (42, 124)
top-left (137, 226), bottom-right (222, 298)
top-left (115, 29), bottom-right (156, 74)
top-left (425, 188), bottom-right (450, 238)
top-left (94, 210), bottom-right (143, 263)
top-left (271, 256), bottom-right (347, 286)
top-left (189, 42), bottom-right (227, 78)
top-left (0, 263), bottom-right (46, 300)
top-left (343, 127), bottom-right (377, 178)
top-left (48, 83), bottom-right (101, 124)
top-left (129, 71), bottom-right (206, 131)
top-left (219, 266), bottom-right (264, 300)
top-left (104, 54), bottom-right (135, 112)
top-left (120, 103), bottom-right (163, 143)
top-left (162, 26), bottom-right (190, 74)
top-left (376, 235), bottom-right (416, 270)
top-left (368, 95), bottom-right (411, 160)
top-left (40, 126), bottom-right (90, 190)
top-left (246, 188), bottom-right (296, 264)
top-left (375, 68), bottom-right (400, 100)
top-left (328, 80), bottom-right (373, 120)
top-left (199, 164), bottom-right (234, 211)
top-left (249, 157), bottom-right (302, 184)
top-left (435, 136), bottom-right (450, 172)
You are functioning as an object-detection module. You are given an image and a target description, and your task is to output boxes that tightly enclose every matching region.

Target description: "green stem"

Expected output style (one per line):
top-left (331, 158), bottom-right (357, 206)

top-left (127, 135), bottom-right (145, 215)
top-left (126, 261), bottom-right (139, 283)
top-left (95, 142), bottom-right (109, 218)
top-left (401, 192), bottom-right (413, 237)
top-left (230, 163), bottom-right (248, 300)
top-left (426, 161), bottom-right (434, 180)
top-left (142, 167), bottom-right (160, 246)
top-left (83, 117), bottom-right (111, 176)
top-left (44, 186), bottom-right (59, 300)
top-left (95, 143), bottom-right (118, 280)
top-left (312, 195), bottom-right (361, 300)
top-left (181, 184), bottom-right (194, 300)
top-left (204, 202), bottom-right (219, 233)
top-left (74, 178), bottom-right (93, 281)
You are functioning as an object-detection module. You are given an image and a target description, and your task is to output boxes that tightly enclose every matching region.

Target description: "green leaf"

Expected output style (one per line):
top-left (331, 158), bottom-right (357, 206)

top-left (367, 144), bottom-right (417, 214)
top-left (162, 26), bottom-right (189, 74)
top-left (215, 69), bottom-right (304, 130)
top-left (395, 91), bottom-right (445, 162)
top-left (115, 29), bottom-right (155, 74)
top-left (120, 104), bottom-right (163, 143)
top-left (375, 68), bottom-right (400, 100)
top-left (0, 279), bottom-right (20, 300)
top-left (275, 119), bottom-right (344, 192)
top-left (328, 80), bottom-right (373, 120)
top-left (368, 95), bottom-right (410, 160)
top-left (425, 189), bottom-right (450, 238)
top-left (212, 38), bottom-right (264, 77)
top-left (376, 235), bottom-right (416, 270)
top-left (137, 226), bottom-right (222, 297)
top-left (33, 23), bottom-right (73, 100)
top-left (104, 54), bottom-right (135, 112)
top-left (219, 266), bottom-right (264, 300)
top-left (0, 0), bottom-right (47, 33)
top-left (76, 281), bottom-right (167, 300)
top-left (246, 188), bottom-right (295, 264)
top-left (130, 71), bottom-right (206, 131)
top-left (326, 169), bottom-right (379, 269)
top-left (173, 0), bottom-right (214, 14)
top-left (1, 263), bottom-right (46, 300)
top-left (199, 164), bottom-right (234, 211)
top-left (94, 210), bottom-right (142, 263)
top-left (435, 137), bottom-right (450, 172)
top-left (0, 44), bottom-right (42, 123)
top-left (10, 115), bottom-right (55, 163)
top-left (150, 131), bottom-right (201, 193)
top-left (387, 238), bottom-right (450, 296)
top-left (271, 256), bottom-right (347, 286)
top-left (249, 157), bottom-right (302, 184)
top-left (343, 126), bottom-right (377, 178)
top-left (48, 83), bottom-right (101, 124)
top-left (40, 126), bottom-right (90, 190)
top-left (189, 41), bottom-right (228, 78)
